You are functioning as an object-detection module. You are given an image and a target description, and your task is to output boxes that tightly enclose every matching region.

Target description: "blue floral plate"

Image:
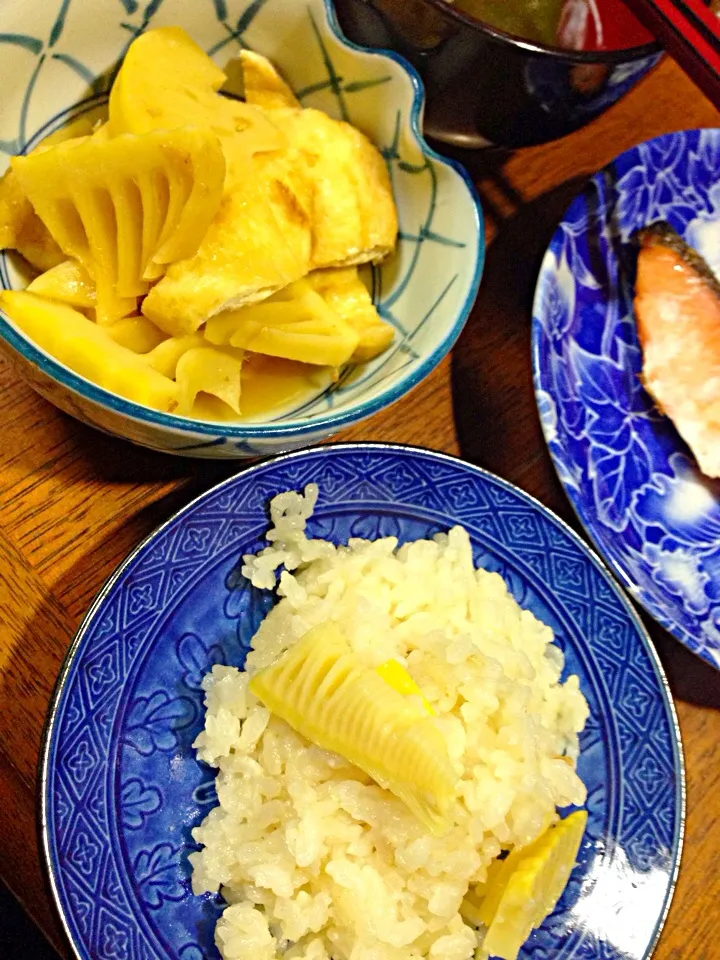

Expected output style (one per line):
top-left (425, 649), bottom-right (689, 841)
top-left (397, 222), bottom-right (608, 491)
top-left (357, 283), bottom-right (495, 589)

top-left (41, 444), bottom-right (683, 960)
top-left (532, 128), bottom-right (720, 671)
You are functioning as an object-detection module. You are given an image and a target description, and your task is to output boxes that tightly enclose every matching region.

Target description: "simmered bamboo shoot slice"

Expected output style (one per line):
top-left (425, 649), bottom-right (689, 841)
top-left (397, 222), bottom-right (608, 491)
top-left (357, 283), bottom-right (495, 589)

top-left (0, 168), bottom-right (64, 272)
top-left (11, 128), bottom-right (226, 324)
top-left (175, 345), bottom-right (243, 416)
top-left (109, 26), bottom-right (285, 158)
top-left (0, 291), bottom-right (178, 411)
top-left (106, 315), bottom-right (167, 354)
top-left (308, 268), bottom-right (394, 362)
top-left (145, 332), bottom-right (206, 379)
top-left (27, 259), bottom-right (96, 309)
top-left (205, 279), bottom-right (359, 367)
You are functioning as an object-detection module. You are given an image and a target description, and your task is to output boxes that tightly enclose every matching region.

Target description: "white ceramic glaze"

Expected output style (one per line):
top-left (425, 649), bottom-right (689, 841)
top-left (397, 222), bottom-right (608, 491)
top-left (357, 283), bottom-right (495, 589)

top-left (0, 0), bottom-right (483, 457)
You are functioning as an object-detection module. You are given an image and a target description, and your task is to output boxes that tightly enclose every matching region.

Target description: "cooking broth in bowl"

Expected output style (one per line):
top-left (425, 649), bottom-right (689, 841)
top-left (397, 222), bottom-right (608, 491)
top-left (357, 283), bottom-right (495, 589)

top-left (446, 0), bottom-right (653, 49)
top-left (449, 0), bottom-right (563, 44)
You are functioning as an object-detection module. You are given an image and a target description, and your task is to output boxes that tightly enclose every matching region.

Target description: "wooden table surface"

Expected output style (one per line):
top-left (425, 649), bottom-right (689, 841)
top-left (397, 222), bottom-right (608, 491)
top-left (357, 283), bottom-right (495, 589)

top-left (1, 55), bottom-right (719, 960)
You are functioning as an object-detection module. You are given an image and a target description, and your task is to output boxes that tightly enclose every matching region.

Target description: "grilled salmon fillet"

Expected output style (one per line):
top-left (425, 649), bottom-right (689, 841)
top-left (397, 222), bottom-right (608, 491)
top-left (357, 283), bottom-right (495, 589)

top-left (635, 222), bottom-right (720, 478)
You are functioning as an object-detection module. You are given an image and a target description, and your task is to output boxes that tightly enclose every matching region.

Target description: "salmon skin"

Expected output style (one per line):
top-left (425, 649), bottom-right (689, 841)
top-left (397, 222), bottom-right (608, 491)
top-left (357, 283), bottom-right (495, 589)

top-left (637, 221), bottom-right (720, 296)
top-left (634, 220), bottom-right (720, 479)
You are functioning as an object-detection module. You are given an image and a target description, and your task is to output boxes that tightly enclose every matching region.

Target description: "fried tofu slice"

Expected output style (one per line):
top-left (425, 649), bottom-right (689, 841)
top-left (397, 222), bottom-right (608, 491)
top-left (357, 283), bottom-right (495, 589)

top-left (237, 53), bottom-right (396, 270)
top-left (237, 50), bottom-right (300, 110)
top-left (268, 107), bottom-right (397, 270)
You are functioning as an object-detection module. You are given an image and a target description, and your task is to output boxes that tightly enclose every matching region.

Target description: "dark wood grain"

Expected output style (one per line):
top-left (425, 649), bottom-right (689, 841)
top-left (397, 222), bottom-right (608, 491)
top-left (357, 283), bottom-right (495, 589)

top-left (0, 55), bottom-right (718, 959)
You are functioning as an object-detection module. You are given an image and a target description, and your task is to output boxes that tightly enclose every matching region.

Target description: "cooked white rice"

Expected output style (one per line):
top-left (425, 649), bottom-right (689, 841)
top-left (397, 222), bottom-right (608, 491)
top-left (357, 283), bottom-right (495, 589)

top-left (190, 485), bottom-right (589, 960)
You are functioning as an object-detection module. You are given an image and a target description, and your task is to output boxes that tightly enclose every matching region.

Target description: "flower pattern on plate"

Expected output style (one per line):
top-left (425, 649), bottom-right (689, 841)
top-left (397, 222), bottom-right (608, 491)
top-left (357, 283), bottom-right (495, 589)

top-left (43, 445), bottom-right (683, 960)
top-left (533, 128), bottom-right (720, 669)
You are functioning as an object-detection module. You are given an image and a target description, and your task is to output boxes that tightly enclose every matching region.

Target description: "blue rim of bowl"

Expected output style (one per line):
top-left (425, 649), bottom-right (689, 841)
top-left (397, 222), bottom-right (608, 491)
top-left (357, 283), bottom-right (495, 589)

top-left (0, 0), bottom-right (484, 439)
top-left (39, 441), bottom-right (685, 960)
top-left (529, 129), bottom-right (718, 666)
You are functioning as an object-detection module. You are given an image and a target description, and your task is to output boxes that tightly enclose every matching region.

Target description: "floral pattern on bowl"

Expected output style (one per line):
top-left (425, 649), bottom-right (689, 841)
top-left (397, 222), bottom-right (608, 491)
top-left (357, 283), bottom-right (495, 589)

top-left (0, 0), bottom-right (483, 457)
top-left (532, 128), bottom-right (720, 669)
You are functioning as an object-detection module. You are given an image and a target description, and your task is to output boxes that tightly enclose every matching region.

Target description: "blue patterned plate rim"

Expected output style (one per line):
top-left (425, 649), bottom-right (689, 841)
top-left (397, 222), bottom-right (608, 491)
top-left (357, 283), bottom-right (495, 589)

top-left (530, 128), bottom-right (720, 669)
top-left (0, 0), bottom-right (484, 438)
top-left (39, 442), bottom-right (685, 960)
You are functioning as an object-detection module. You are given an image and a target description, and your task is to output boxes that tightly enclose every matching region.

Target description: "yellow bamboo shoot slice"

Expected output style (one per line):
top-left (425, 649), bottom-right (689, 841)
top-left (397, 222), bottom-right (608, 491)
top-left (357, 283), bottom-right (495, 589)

top-left (308, 268), bottom-right (394, 362)
top-left (206, 279), bottom-right (359, 367)
top-left (249, 622), bottom-right (457, 835)
top-left (376, 659), bottom-right (435, 716)
top-left (237, 354), bottom-right (331, 419)
top-left (106, 315), bottom-right (167, 354)
top-left (0, 168), bottom-right (64, 272)
top-left (35, 111), bottom-right (102, 150)
top-left (477, 811), bottom-right (588, 960)
top-left (145, 332), bottom-right (205, 379)
top-left (11, 127), bottom-right (225, 324)
top-left (109, 26), bottom-right (285, 158)
top-left (175, 345), bottom-right (244, 416)
top-left (0, 291), bottom-right (178, 411)
top-left (27, 259), bottom-right (96, 309)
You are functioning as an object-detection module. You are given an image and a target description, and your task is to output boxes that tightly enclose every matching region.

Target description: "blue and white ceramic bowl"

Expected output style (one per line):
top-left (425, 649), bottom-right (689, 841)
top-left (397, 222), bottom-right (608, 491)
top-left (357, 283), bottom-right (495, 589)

top-left (0, 0), bottom-right (483, 458)
top-left (42, 444), bottom-right (683, 960)
top-left (532, 128), bottom-right (720, 670)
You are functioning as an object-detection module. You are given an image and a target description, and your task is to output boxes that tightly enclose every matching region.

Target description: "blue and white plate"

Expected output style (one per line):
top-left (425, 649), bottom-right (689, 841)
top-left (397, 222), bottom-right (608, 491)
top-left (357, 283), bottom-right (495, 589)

top-left (42, 444), bottom-right (683, 960)
top-left (532, 128), bottom-right (720, 670)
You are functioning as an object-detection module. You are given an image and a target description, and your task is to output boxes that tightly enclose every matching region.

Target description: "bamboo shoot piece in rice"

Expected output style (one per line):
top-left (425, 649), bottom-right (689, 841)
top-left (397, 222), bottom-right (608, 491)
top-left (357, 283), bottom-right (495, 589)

top-left (463, 809), bottom-right (588, 960)
top-left (249, 620), bottom-right (459, 837)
